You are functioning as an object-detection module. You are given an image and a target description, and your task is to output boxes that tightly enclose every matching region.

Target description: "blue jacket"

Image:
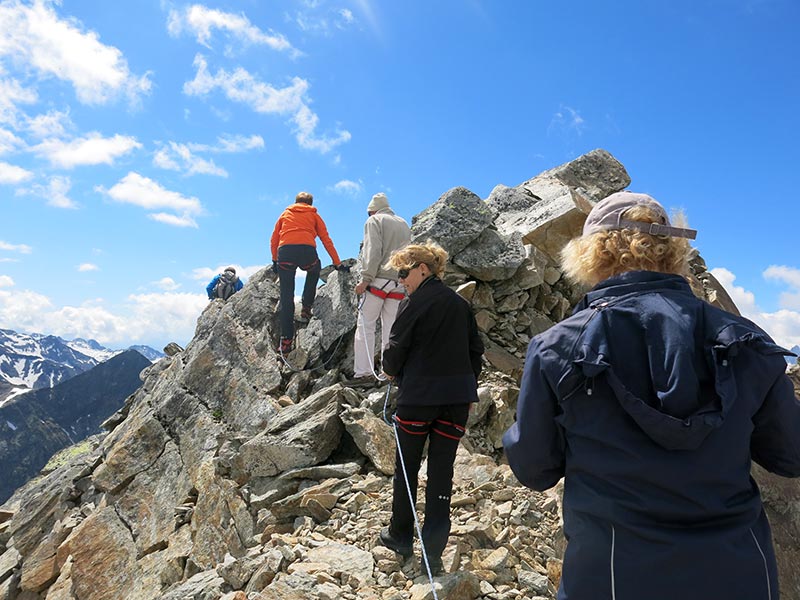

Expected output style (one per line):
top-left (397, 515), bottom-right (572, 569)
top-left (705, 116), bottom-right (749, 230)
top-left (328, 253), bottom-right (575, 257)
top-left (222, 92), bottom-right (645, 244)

top-left (206, 273), bottom-right (244, 299)
top-left (503, 271), bottom-right (800, 600)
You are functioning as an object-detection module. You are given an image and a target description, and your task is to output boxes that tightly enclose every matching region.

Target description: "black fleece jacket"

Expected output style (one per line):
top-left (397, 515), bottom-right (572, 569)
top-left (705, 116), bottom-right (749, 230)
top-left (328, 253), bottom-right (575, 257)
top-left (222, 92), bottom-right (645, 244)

top-left (383, 276), bottom-right (483, 406)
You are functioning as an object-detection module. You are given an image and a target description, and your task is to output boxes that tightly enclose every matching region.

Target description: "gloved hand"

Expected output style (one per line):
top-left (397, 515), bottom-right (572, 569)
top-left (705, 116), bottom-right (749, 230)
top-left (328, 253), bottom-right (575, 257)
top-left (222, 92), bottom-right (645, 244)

top-left (272, 260), bottom-right (278, 274)
top-left (336, 264), bottom-right (351, 273)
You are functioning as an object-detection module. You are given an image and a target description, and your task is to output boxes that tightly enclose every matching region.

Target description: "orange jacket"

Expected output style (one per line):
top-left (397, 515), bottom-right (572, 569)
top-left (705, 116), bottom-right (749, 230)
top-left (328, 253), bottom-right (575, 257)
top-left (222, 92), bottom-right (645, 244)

top-left (270, 203), bottom-right (341, 265)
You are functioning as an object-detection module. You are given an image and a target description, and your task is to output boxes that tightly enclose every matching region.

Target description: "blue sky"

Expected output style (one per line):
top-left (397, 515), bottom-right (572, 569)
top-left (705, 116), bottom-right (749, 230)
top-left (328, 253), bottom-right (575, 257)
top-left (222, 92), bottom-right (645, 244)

top-left (1, 0), bottom-right (798, 351)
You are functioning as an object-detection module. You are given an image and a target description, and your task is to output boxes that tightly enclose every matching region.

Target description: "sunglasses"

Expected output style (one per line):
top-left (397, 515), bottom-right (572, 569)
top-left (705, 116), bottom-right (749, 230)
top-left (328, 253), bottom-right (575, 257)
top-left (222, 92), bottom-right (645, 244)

top-left (397, 264), bottom-right (420, 279)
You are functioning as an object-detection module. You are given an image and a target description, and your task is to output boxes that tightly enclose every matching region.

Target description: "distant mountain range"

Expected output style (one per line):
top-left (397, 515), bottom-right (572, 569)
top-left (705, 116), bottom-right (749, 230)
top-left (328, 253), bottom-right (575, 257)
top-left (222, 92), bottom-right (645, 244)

top-left (0, 328), bottom-right (163, 404)
top-left (0, 349), bottom-right (152, 502)
top-left (789, 345), bottom-right (800, 365)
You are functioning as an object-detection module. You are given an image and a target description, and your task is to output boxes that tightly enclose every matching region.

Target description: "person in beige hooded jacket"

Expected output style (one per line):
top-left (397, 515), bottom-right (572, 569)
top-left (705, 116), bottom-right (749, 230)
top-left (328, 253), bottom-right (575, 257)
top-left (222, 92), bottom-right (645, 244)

top-left (346, 193), bottom-right (411, 386)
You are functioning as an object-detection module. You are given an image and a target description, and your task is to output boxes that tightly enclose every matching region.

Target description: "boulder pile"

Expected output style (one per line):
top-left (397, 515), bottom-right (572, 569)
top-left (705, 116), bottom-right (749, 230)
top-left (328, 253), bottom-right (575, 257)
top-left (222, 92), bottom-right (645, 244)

top-left (0, 149), bottom-right (797, 600)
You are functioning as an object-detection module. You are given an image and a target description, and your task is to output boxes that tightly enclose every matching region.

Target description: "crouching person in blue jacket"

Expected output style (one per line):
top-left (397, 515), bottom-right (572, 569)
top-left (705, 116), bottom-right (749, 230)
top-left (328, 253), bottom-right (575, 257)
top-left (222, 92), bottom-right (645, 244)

top-left (206, 266), bottom-right (244, 300)
top-left (503, 191), bottom-right (800, 600)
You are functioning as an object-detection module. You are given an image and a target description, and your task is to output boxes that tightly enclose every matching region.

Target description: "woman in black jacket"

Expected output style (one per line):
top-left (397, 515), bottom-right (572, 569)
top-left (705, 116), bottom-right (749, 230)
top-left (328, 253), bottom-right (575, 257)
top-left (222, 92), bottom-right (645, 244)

top-left (379, 241), bottom-right (484, 574)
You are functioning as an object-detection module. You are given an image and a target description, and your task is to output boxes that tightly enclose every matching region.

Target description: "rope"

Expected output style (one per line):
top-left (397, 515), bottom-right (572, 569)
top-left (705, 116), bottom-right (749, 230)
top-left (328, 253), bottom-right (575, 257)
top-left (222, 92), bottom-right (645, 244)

top-left (276, 327), bottom-right (346, 373)
top-left (382, 387), bottom-right (442, 598)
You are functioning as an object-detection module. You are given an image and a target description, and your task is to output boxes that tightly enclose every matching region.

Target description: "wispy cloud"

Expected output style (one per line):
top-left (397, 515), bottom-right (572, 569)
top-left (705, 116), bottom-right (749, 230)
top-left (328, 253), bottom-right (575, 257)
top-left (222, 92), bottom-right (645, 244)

top-left (291, 4), bottom-right (358, 35)
top-left (0, 275), bottom-right (13, 287)
top-left (764, 265), bottom-right (800, 311)
top-left (153, 142), bottom-right (227, 177)
top-left (25, 109), bottom-right (73, 139)
top-left (0, 75), bottom-right (37, 127)
top-left (192, 264), bottom-right (263, 281)
top-left (153, 277), bottom-right (180, 292)
top-left (97, 172), bottom-right (205, 228)
top-left (548, 105), bottom-right (586, 137)
top-left (77, 263), bottom-right (99, 272)
top-left (0, 128), bottom-right (25, 154)
top-left (32, 133), bottom-right (142, 168)
top-left (712, 266), bottom-right (800, 349)
top-left (330, 179), bottom-right (362, 196)
top-left (168, 4), bottom-right (300, 57)
top-left (153, 134), bottom-right (264, 177)
top-left (21, 175), bottom-right (77, 208)
top-left (184, 54), bottom-right (351, 153)
top-left (0, 240), bottom-right (32, 254)
top-left (0, 0), bottom-right (151, 106)
top-left (0, 161), bottom-right (33, 184)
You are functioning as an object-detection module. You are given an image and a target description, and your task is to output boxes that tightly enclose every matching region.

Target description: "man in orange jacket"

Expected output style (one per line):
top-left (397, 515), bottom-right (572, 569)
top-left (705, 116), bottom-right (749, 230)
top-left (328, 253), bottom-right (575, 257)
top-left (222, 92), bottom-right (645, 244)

top-left (270, 191), bottom-right (348, 353)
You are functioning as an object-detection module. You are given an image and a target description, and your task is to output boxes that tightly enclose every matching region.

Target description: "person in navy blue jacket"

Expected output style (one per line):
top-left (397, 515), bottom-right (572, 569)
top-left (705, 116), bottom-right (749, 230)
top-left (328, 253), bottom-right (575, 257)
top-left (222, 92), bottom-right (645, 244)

top-left (503, 191), bottom-right (800, 600)
top-left (206, 266), bottom-right (244, 300)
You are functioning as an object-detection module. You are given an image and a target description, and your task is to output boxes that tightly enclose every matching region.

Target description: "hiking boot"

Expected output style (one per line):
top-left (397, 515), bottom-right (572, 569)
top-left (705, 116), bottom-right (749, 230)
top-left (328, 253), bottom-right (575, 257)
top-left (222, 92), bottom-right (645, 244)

top-left (297, 305), bottom-right (313, 323)
top-left (424, 555), bottom-right (444, 576)
top-left (342, 374), bottom-right (374, 388)
top-left (278, 338), bottom-right (293, 354)
top-left (379, 527), bottom-right (412, 558)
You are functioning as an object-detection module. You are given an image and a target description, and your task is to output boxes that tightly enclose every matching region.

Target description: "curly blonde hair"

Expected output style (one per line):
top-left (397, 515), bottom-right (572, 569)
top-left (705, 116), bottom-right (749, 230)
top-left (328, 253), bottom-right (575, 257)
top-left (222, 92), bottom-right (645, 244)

top-left (560, 205), bottom-right (692, 286)
top-left (386, 241), bottom-right (449, 278)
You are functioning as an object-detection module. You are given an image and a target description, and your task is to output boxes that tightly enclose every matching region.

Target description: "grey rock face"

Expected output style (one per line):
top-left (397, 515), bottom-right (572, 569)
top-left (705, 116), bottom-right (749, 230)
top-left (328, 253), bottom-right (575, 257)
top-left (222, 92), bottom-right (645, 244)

top-left (410, 187), bottom-right (495, 254)
top-left (453, 229), bottom-right (527, 282)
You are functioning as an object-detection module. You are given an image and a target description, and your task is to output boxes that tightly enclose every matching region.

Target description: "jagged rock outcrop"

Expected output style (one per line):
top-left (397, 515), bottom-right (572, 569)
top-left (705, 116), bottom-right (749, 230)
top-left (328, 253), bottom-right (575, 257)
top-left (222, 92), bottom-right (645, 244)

top-left (0, 149), bottom-right (797, 600)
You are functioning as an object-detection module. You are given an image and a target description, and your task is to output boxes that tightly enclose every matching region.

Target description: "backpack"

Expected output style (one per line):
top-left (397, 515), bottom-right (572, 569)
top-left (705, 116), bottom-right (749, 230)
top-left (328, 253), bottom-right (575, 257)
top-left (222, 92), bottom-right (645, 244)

top-left (214, 271), bottom-right (238, 300)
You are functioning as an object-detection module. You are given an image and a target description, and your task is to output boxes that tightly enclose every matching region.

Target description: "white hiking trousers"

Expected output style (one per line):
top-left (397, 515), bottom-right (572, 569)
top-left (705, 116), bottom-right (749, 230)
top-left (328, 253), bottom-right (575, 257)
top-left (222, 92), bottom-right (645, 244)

top-left (354, 277), bottom-right (404, 377)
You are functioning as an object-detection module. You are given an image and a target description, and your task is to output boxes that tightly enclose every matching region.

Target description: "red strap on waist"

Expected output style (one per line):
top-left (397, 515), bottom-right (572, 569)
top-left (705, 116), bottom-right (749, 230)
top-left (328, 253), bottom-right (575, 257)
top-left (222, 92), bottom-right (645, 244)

top-left (367, 285), bottom-right (405, 301)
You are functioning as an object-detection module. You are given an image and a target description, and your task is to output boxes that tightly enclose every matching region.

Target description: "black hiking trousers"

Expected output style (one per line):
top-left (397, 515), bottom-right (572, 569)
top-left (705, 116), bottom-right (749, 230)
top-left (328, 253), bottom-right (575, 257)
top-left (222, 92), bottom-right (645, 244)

top-left (277, 244), bottom-right (321, 339)
top-left (389, 403), bottom-right (469, 561)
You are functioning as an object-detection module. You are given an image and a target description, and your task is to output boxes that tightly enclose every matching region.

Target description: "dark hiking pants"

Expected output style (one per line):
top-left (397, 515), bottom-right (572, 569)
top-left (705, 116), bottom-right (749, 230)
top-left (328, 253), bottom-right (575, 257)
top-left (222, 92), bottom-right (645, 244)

top-left (277, 244), bottom-right (321, 339)
top-left (389, 403), bottom-right (469, 560)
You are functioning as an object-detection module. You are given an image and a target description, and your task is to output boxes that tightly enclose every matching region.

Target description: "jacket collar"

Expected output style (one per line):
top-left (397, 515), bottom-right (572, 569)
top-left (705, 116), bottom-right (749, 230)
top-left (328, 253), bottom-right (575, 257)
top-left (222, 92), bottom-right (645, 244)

top-left (575, 271), bottom-right (693, 313)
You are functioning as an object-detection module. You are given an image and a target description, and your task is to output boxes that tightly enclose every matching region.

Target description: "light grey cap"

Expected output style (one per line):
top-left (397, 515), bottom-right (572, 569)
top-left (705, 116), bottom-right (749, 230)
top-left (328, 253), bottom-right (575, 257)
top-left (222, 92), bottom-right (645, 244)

top-left (582, 191), bottom-right (697, 239)
top-left (367, 192), bottom-right (390, 212)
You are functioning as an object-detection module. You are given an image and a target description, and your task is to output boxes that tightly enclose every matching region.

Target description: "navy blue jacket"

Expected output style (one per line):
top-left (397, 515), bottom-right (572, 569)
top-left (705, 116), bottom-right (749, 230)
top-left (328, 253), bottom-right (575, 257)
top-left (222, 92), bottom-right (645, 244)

top-left (383, 276), bottom-right (483, 406)
top-left (503, 271), bottom-right (800, 600)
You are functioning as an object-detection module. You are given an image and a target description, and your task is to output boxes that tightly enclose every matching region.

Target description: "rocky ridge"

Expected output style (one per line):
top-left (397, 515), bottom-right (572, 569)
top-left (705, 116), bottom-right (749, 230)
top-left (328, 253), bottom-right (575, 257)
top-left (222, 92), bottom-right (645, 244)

top-left (0, 149), bottom-right (798, 600)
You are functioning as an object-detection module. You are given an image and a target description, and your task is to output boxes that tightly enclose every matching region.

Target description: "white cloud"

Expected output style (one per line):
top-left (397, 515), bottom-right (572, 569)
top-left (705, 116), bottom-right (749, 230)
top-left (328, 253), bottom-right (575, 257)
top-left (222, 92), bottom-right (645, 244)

top-left (152, 134), bottom-right (266, 176)
top-left (184, 54), bottom-right (351, 153)
top-left (98, 172), bottom-right (205, 228)
top-left (0, 161), bottom-right (33, 184)
top-left (32, 133), bottom-right (141, 168)
top-left (0, 127), bottom-right (25, 154)
top-left (764, 265), bottom-right (800, 310)
top-left (188, 133), bottom-right (265, 153)
top-left (0, 0), bottom-right (152, 105)
top-left (77, 263), bottom-right (98, 272)
top-left (0, 240), bottom-right (32, 253)
top-left (548, 105), bottom-right (586, 137)
top-left (153, 277), bottom-right (180, 292)
top-left (153, 142), bottom-right (227, 177)
top-left (0, 287), bottom-right (207, 348)
top-left (148, 212), bottom-right (198, 228)
top-left (331, 179), bottom-right (362, 195)
top-left (192, 264), bottom-right (264, 281)
top-left (25, 109), bottom-right (73, 138)
top-left (711, 267), bottom-right (800, 349)
top-left (291, 5), bottom-right (358, 34)
top-left (22, 175), bottom-right (77, 208)
top-left (0, 275), bottom-right (13, 287)
top-left (0, 74), bottom-right (37, 126)
top-left (168, 4), bottom-right (299, 57)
